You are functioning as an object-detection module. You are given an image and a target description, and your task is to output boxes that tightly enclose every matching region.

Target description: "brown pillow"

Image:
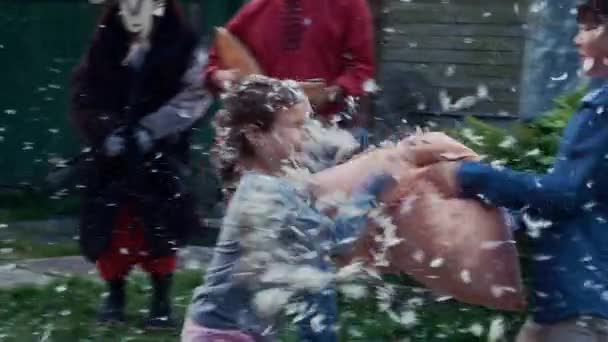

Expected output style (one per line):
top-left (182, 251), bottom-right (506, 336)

top-left (214, 27), bottom-right (263, 76)
top-left (312, 135), bottom-right (526, 311)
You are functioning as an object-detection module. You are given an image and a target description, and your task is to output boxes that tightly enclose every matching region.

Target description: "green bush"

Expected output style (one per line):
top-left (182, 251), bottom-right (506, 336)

top-left (452, 88), bottom-right (587, 172)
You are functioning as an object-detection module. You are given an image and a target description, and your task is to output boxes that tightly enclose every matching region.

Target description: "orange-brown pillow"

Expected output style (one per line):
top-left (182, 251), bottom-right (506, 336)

top-left (312, 137), bottom-right (526, 311)
top-left (214, 27), bottom-right (263, 76)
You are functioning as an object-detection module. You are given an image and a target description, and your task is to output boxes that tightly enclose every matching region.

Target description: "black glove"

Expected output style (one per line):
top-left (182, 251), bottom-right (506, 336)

top-left (102, 124), bottom-right (154, 158)
top-left (102, 126), bottom-right (127, 157)
top-left (133, 124), bottom-right (153, 154)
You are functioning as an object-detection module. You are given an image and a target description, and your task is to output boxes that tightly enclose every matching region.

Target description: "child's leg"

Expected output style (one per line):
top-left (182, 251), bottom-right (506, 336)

top-left (296, 286), bottom-right (339, 342)
top-left (117, 203), bottom-right (178, 329)
top-left (139, 243), bottom-right (177, 328)
top-left (95, 205), bottom-right (139, 323)
top-left (96, 246), bottom-right (135, 282)
top-left (142, 257), bottom-right (177, 328)
top-left (96, 277), bottom-right (127, 323)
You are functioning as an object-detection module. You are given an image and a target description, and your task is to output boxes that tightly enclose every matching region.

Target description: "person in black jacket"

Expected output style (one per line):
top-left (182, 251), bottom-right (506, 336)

top-left (69, 0), bottom-right (211, 329)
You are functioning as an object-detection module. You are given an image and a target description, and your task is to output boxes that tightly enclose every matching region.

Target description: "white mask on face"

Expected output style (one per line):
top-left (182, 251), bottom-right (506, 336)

top-left (119, 0), bottom-right (164, 38)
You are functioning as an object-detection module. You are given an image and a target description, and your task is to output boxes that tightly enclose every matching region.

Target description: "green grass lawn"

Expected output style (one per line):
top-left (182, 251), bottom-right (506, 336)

top-left (0, 270), bottom-right (526, 342)
top-left (0, 192), bottom-right (529, 341)
top-left (0, 272), bottom-right (201, 342)
top-left (0, 193), bottom-right (80, 223)
top-left (0, 239), bottom-right (80, 261)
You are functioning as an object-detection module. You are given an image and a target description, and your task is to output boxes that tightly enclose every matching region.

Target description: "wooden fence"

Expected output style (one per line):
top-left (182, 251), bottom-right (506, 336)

top-left (378, 0), bottom-right (529, 119)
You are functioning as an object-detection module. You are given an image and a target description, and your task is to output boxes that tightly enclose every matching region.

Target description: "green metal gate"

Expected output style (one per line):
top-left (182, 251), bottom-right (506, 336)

top-left (0, 0), bottom-right (245, 188)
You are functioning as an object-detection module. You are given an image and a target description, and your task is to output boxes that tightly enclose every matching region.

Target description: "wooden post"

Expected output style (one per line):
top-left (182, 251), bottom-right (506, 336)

top-left (376, 0), bottom-right (528, 120)
top-left (369, 0), bottom-right (386, 64)
top-left (519, 0), bottom-right (581, 120)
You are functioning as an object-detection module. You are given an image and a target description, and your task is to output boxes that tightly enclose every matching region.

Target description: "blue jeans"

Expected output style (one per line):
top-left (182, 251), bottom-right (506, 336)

top-left (349, 127), bottom-right (369, 150)
top-left (296, 287), bottom-right (338, 342)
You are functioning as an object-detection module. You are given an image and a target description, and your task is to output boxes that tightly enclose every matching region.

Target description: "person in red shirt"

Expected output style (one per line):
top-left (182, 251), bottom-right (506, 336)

top-left (204, 0), bottom-right (377, 127)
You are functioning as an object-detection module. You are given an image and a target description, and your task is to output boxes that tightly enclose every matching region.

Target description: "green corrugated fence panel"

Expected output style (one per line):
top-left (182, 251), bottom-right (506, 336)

top-left (0, 2), bottom-right (100, 186)
top-left (0, 0), bottom-right (244, 187)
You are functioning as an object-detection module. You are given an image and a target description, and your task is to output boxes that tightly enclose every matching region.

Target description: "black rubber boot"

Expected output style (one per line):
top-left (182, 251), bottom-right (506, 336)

top-left (98, 278), bottom-right (126, 324)
top-left (145, 273), bottom-right (176, 330)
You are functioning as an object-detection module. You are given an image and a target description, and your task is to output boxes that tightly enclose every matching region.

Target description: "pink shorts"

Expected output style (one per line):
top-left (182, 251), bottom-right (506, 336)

top-left (181, 319), bottom-right (256, 342)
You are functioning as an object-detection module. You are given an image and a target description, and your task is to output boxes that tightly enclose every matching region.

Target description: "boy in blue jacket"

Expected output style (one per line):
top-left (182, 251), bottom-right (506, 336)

top-left (426, 1), bottom-right (608, 340)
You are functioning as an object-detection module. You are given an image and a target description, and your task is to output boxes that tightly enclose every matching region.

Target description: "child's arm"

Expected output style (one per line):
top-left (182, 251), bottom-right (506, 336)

top-left (456, 106), bottom-right (608, 218)
top-left (227, 173), bottom-right (392, 293)
top-left (296, 174), bottom-right (396, 256)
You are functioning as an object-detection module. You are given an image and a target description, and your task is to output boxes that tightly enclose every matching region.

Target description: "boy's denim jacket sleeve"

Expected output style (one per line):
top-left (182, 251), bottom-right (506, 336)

top-left (457, 86), bottom-right (608, 218)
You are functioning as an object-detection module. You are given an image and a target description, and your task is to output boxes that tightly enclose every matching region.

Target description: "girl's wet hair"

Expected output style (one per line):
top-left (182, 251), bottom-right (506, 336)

top-left (211, 75), bottom-right (305, 187)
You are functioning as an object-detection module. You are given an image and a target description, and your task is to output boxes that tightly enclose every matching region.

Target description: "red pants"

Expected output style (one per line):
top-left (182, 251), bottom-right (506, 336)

top-left (96, 203), bottom-right (177, 281)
